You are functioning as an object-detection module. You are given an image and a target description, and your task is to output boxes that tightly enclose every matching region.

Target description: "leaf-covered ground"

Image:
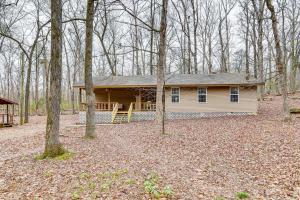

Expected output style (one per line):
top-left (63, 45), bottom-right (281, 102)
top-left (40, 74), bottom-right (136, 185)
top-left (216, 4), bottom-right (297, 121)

top-left (0, 94), bottom-right (300, 199)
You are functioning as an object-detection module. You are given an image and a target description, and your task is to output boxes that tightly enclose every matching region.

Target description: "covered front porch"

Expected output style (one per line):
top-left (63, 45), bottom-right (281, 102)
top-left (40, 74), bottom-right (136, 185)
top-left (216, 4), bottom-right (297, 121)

top-left (79, 87), bottom-right (156, 112)
top-left (78, 87), bottom-right (156, 123)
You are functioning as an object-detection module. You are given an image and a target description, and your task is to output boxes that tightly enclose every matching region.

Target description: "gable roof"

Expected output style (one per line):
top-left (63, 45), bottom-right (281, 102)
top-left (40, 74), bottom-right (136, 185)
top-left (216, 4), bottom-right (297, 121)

top-left (0, 97), bottom-right (18, 105)
top-left (73, 73), bottom-right (264, 88)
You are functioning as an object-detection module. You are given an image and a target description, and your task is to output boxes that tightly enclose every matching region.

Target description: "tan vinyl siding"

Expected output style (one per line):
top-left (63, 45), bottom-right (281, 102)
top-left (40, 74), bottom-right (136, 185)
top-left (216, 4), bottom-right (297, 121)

top-left (93, 86), bottom-right (258, 113)
top-left (165, 86), bottom-right (257, 113)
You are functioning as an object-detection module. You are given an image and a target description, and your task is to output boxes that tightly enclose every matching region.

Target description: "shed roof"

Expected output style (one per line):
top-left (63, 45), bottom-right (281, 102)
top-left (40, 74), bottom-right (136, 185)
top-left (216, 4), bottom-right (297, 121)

top-left (0, 97), bottom-right (18, 105)
top-left (73, 73), bottom-right (264, 88)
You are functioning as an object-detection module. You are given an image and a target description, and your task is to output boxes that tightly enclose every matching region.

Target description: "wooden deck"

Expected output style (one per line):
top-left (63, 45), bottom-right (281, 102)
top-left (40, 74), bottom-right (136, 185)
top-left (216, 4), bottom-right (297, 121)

top-left (117, 111), bottom-right (128, 114)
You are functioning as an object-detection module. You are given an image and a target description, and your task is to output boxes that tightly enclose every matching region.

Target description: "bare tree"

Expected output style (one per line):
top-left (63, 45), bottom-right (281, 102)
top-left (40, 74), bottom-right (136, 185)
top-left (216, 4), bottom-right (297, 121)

top-left (94, 0), bottom-right (117, 76)
top-left (0, 1), bottom-right (49, 123)
top-left (149, 0), bottom-right (156, 75)
top-left (19, 51), bottom-right (25, 125)
top-left (251, 0), bottom-right (264, 100)
top-left (266, 0), bottom-right (290, 121)
top-left (240, 0), bottom-right (251, 79)
top-left (287, 0), bottom-right (300, 93)
top-left (43, 0), bottom-right (65, 158)
top-left (218, 0), bottom-right (236, 73)
top-left (190, 0), bottom-right (199, 73)
top-left (156, 0), bottom-right (169, 134)
top-left (84, 0), bottom-right (96, 138)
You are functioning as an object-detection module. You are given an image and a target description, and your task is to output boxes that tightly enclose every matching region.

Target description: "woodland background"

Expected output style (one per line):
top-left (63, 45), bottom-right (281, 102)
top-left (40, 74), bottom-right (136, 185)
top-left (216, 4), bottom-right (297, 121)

top-left (0, 0), bottom-right (299, 115)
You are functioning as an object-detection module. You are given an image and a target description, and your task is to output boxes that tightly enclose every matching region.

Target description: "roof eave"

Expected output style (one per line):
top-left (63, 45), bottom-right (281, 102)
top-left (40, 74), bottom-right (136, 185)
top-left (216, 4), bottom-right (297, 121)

top-left (74, 82), bottom-right (263, 88)
top-left (0, 97), bottom-right (19, 105)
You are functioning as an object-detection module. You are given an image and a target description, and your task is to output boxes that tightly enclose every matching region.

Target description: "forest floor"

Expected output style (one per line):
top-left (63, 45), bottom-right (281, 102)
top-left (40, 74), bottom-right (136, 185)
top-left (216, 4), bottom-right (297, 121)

top-left (0, 94), bottom-right (300, 200)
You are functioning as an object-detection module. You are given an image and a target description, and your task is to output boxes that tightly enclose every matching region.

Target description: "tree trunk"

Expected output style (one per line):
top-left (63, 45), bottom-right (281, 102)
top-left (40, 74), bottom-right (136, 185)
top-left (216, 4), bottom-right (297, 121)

top-left (219, 20), bottom-right (227, 73)
top-left (190, 0), bottom-right (198, 74)
top-left (267, 36), bottom-right (272, 93)
top-left (35, 47), bottom-right (40, 115)
top-left (180, 0), bottom-right (191, 74)
top-left (257, 3), bottom-right (264, 101)
top-left (245, 0), bottom-right (250, 80)
top-left (19, 52), bottom-right (25, 125)
top-left (225, 14), bottom-right (230, 72)
top-left (24, 58), bottom-right (32, 123)
top-left (43, 0), bottom-right (65, 157)
top-left (156, 0), bottom-right (168, 134)
top-left (149, 0), bottom-right (155, 75)
top-left (266, 0), bottom-right (290, 121)
top-left (289, 1), bottom-right (297, 93)
top-left (45, 58), bottom-right (50, 113)
top-left (98, 38), bottom-right (116, 75)
top-left (84, 0), bottom-right (96, 138)
top-left (208, 34), bottom-right (212, 74)
top-left (251, 13), bottom-right (257, 79)
top-left (252, 0), bottom-right (264, 100)
top-left (133, 0), bottom-right (141, 75)
top-left (63, 39), bottom-right (73, 113)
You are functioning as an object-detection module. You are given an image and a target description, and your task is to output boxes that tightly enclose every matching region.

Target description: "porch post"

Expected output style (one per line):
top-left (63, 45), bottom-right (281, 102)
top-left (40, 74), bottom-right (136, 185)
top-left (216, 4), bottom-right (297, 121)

top-left (6, 104), bottom-right (8, 124)
top-left (12, 104), bottom-right (14, 125)
top-left (108, 89), bottom-right (111, 110)
top-left (139, 90), bottom-right (142, 110)
top-left (135, 90), bottom-right (142, 111)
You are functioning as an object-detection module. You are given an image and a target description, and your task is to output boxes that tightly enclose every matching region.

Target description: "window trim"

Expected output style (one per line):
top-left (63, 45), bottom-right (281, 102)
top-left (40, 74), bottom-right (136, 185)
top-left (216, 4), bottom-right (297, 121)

top-left (197, 87), bottom-right (208, 103)
top-left (171, 87), bottom-right (180, 103)
top-left (229, 86), bottom-right (239, 103)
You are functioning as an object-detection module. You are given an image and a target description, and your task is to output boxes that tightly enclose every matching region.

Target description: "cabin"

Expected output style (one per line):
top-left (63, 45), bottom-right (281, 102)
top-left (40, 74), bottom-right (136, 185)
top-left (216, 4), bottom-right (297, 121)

top-left (0, 97), bottom-right (18, 127)
top-left (74, 73), bottom-right (264, 124)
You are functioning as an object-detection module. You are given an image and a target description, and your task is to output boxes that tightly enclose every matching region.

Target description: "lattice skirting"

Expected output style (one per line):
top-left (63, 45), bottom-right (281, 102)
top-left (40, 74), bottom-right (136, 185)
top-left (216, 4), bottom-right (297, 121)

top-left (79, 111), bottom-right (111, 124)
top-left (165, 112), bottom-right (255, 119)
top-left (79, 111), bottom-right (255, 124)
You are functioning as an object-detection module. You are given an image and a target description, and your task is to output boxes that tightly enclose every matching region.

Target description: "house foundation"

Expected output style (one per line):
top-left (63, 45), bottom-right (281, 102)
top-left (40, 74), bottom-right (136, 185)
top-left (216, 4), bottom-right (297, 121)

top-left (78, 111), bottom-right (255, 124)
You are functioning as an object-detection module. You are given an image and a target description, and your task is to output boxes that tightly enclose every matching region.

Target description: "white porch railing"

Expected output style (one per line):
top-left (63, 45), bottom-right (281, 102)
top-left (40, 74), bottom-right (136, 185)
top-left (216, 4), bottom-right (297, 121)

top-left (132, 102), bottom-right (156, 111)
top-left (80, 102), bottom-right (117, 111)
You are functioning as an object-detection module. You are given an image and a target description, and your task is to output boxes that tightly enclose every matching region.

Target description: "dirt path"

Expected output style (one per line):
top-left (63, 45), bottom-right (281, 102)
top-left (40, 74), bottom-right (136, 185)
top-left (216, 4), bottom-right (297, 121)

top-left (0, 115), bottom-right (77, 141)
top-left (0, 115), bottom-right (78, 165)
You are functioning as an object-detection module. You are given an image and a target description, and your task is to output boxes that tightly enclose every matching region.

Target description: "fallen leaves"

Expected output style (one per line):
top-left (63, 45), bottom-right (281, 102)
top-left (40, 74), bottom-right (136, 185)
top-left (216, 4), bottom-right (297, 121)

top-left (0, 94), bottom-right (299, 199)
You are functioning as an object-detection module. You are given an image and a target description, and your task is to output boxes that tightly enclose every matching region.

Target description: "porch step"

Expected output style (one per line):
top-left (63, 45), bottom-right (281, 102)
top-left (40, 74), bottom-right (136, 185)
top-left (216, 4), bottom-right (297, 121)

top-left (117, 111), bottom-right (128, 114)
top-left (113, 113), bottom-right (128, 124)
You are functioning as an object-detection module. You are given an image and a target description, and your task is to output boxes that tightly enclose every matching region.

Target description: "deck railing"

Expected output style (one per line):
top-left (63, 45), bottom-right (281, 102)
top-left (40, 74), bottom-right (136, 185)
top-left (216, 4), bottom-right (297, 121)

top-left (128, 103), bottom-right (133, 122)
top-left (80, 101), bottom-right (156, 112)
top-left (111, 103), bottom-right (119, 123)
top-left (132, 102), bottom-right (156, 111)
top-left (80, 102), bottom-right (117, 111)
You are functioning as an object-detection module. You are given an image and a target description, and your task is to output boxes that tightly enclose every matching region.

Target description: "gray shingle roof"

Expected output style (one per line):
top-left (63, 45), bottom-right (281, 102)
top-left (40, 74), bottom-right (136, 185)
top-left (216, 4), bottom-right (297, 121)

top-left (73, 73), bottom-right (263, 88)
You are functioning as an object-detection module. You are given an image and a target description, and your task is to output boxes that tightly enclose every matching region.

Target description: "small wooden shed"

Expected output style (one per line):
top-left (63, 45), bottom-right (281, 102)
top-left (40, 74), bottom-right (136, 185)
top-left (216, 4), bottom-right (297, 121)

top-left (0, 97), bottom-right (18, 127)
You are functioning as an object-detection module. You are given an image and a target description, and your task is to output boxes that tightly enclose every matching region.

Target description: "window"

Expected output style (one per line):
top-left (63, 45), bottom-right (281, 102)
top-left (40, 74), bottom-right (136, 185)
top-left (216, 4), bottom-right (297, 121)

top-left (230, 87), bottom-right (239, 102)
top-left (198, 88), bottom-right (207, 103)
top-left (171, 88), bottom-right (180, 103)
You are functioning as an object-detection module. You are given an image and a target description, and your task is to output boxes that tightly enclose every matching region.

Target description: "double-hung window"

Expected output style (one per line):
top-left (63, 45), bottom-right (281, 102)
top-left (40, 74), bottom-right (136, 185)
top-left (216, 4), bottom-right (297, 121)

top-left (198, 88), bottom-right (207, 103)
top-left (171, 88), bottom-right (180, 103)
top-left (230, 87), bottom-right (239, 102)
